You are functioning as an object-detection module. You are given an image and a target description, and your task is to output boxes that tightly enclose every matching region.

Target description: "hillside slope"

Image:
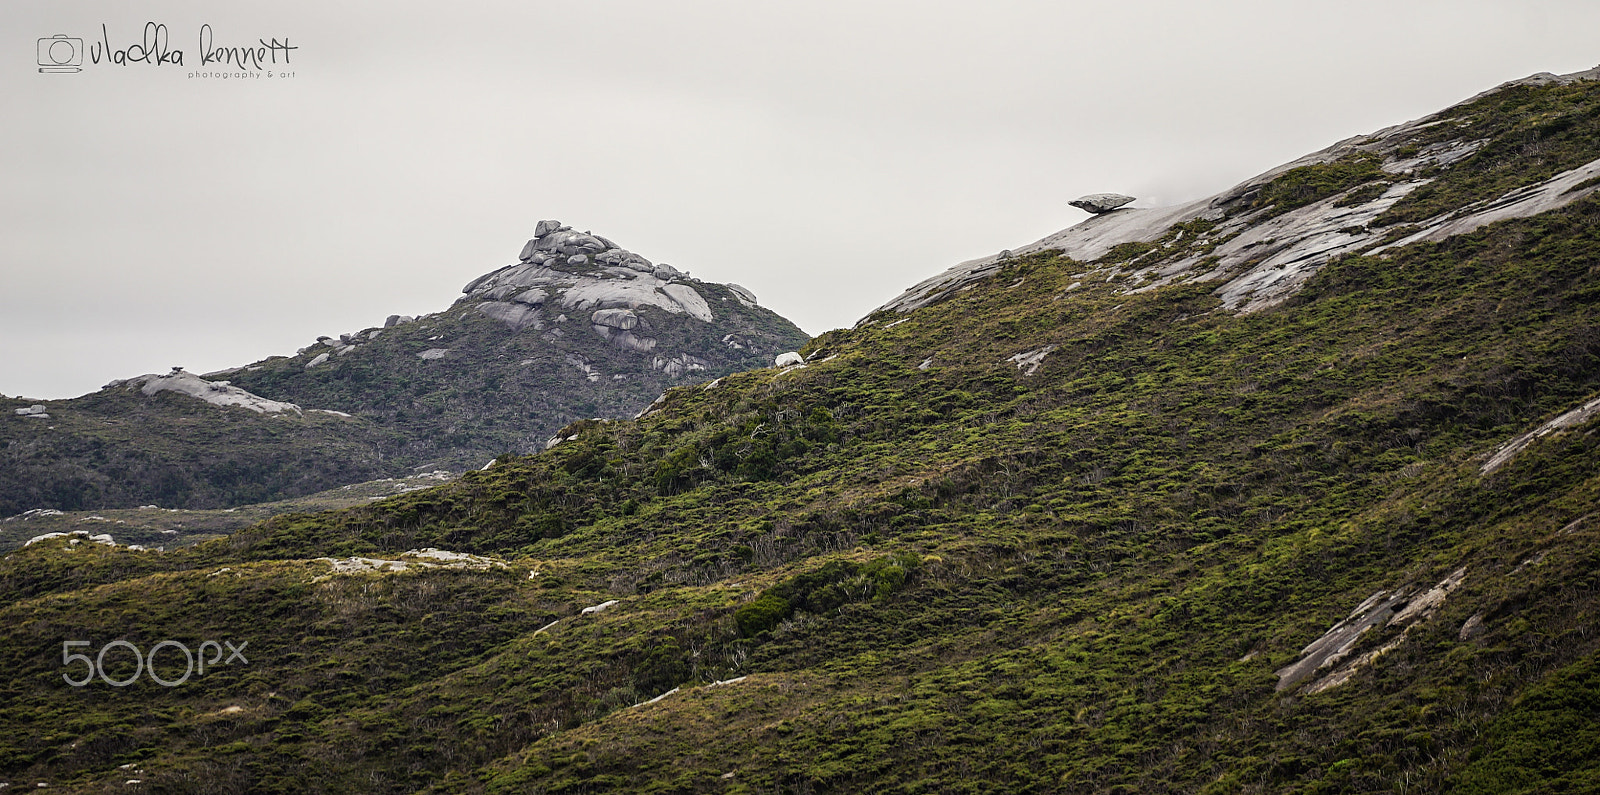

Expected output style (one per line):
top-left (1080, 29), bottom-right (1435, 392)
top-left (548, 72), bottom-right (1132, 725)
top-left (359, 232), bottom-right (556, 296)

top-left (0, 222), bottom-right (809, 516)
top-left (1, 70), bottom-right (1598, 793)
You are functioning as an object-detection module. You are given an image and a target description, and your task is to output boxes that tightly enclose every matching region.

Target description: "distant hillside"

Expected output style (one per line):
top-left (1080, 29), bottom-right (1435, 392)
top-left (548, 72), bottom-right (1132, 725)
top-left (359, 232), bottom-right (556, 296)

top-left (0, 222), bottom-right (809, 516)
top-left (2, 69), bottom-right (1599, 793)
top-left (0, 471), bottom-right (459, 552)
top-left (0, 385), bottom-right (400, 517)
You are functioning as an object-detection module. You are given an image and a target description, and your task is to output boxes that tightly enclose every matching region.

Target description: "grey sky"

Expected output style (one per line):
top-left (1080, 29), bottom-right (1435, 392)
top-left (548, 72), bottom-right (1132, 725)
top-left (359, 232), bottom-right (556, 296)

top-left (4, 0), bottom-right (1597, 399)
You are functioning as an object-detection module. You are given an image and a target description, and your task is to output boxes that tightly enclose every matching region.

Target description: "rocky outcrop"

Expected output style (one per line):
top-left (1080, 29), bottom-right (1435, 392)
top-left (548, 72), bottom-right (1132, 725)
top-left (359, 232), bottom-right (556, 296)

top-left (1276, 567), bottom-right (1467, 693)
top-left (457, 220), bottom-right (757, 365)
top-left (1069, 193), bottom-right (1136, 214)
top-left (590, 308), bottom-right (658, 352)
top-left (1006, 345), bottom-right (1057, 376)
top-left (312, 548), bottom-right (508, 581)
top-left (476, 301), bottom-right (544, 331)
top-left (465, 220), bottom-right (716, 325)
top-left (1371, 156), bottom-right (1600, 254)
top-left (1481, 393), bottom-right (1600, 475)
top-left (726, 283), bottom-right (759, 306)
top-left (106, 369), bottom-right (303, 415)
top-left (601, 330), bottom-right (657, 353)
top-left (659, 283), bottom-right (712, 321)
top-left (653, 353), bottom-right (708, 379)
top-left (591, 308), bottom-right (640, 330)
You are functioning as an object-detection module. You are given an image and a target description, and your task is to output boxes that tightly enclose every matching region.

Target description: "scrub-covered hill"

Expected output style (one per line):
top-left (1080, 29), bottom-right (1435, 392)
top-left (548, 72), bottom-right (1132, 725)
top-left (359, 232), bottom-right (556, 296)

top-left (0, 221), bottom-right (809, 517)
top-left (2, 68), bottom-right (1598, 793)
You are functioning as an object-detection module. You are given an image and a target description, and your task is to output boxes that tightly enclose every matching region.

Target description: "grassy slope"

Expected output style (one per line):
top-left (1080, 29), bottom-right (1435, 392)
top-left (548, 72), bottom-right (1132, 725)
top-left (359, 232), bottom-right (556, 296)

top-left (1, 82), bottom-right (1598, 793)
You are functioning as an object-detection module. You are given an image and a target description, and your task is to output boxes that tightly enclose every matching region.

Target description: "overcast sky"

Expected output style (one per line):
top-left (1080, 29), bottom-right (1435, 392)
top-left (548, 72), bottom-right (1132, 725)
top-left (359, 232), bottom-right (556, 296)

top-left (4, 1), bottom-right (1598, 399)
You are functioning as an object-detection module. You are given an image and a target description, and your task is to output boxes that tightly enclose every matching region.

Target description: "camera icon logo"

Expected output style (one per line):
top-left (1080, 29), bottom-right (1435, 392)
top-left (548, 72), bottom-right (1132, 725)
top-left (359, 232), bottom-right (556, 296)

top-left (38, 34), bottom-right (83, 73)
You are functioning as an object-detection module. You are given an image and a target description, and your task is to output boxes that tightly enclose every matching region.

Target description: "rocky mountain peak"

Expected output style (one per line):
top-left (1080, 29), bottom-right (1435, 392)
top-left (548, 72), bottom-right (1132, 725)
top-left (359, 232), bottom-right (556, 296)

top-left (460, 220), bottom-right (729, 364)
top-left (502, 219), bottom-right (685, 281)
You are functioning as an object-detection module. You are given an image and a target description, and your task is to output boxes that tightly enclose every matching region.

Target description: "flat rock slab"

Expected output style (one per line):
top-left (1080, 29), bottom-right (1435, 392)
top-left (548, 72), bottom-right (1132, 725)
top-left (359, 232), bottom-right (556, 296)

top-left (1070, 193), bottom-right (1136, 214)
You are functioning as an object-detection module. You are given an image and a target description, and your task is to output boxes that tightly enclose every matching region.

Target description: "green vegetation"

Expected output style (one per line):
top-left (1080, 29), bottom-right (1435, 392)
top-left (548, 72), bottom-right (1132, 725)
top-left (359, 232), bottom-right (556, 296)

top-left (0, 390), bottom-right (402, 517)
top-left (1, 77), bottom-right (1598, 794)
top-left (0, 282), bottom-right (808, 517)
top-left (1253, 154), bottom-right (1388, 216)
top-left (0, 472), bottom-right (461, 552)
top-left (734, 553), bottom-right (920, 637)
top-left (1377, 79), bottom-right (1600, 225)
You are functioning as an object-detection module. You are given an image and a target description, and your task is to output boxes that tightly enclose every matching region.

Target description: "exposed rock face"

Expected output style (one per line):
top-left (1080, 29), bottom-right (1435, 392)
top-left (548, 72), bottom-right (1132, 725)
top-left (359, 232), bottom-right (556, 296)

top-left (533, 230), bottom-right (607, 257)
top-left (1481, 393), bottom-right (1600, 475)
top-left (565, 353), bottom-right (601, 382)
top-left (594, 327), bottom-right (657, 353)
top-left (511, 288), bottom-right (547, 306)
top-left (1275, 568), bottom-right (1467, 694)
top-left (465, 221), bottom-right (716, 325)
top-left (591, 308), bottom-right (640, 330)
top-left (653, 353), bottom-right (708, 378)
top-left (312, 548), bottom-right (508, 581)
top-left (458, 220), bottom-right (754, 364)
top-left (1069, 193), bottom-right (1136, 214)
top-left (477, 301), bottom-right (544, 331)
top-left (107, 370), bottom-right (303, 414)
top-left (774, 352), bottom-right (804, 368)
top-left (1006, 345), bottom-right (1057, 376)
top-left (726, 283), bottom-right (759, 306)
top-left (596, 248), bottom-right (654, 271)
top-left (875, 65), bottom-right (1600, 317)
top-left (659, 284), bottom-right (713, 322)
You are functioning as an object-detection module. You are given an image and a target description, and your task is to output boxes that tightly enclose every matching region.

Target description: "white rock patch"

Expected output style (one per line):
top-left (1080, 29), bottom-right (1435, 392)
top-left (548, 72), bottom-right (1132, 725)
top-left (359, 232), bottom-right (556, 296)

top-left (109, 370), bottom-right (302, 414)
top-left (1277, 567), bottom-right (1467, 694)
top-left (1375, 156), bottom-right (1600, 254)
top-left (24, 529), bottom-right (146, 551)
top-left (1007, 345), bottom-right (1057, 376)
top-left (312, 548), bottom-right (508, 581)
top-left (1481, 393), bottom-right (1600, 475)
